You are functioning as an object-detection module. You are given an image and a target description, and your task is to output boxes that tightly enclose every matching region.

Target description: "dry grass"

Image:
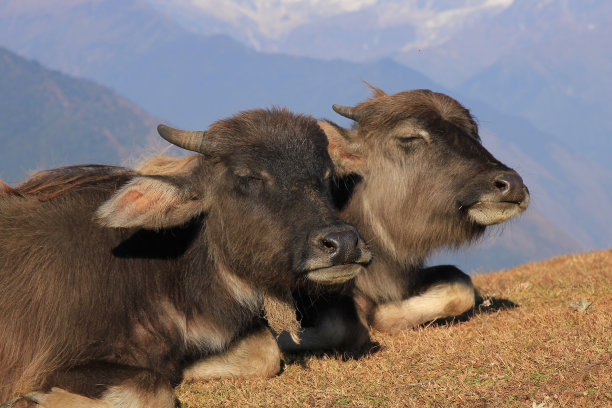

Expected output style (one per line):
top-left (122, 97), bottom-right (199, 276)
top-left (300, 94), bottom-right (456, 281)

top-left (177, 250), bottom-right (612, 407)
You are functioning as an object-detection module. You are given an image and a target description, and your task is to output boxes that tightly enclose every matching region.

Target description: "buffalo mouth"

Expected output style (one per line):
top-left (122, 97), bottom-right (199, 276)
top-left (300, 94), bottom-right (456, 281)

top-left (306, 263), bottom-right (367, 285)
top-left (467, 196), bottom-right (530, 226)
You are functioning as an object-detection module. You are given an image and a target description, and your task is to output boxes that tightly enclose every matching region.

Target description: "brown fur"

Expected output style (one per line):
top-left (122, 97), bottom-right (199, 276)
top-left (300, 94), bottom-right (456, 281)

top-left (10, 165), bottom-right (133, 201)
top-left (352, 88), bottom-right (479, 144)
top-left (136, 155), bottom-right (303, 339)
top-left (263, 290), bottom-right (302, 342)
top-left (279, 86), bottom-right (529, 352)
top-left (25, 366), bottom-right (176, 408)
top-left (182, 326), bottom-right (281, 381)
top-left (0, 179), bottom-right (22, 196)
top-left (0, 108), bottom-right (371, 404)
top-left (136, 155), bottom-right (201, 176)
top-left (325, 86), bottom-right (528, 330)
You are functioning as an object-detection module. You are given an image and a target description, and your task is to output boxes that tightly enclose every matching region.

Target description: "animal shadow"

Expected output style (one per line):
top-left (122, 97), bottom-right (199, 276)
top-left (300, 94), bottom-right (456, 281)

top-left (282, 340), bottom-right (382, 370)
top-left (282, 293), bottom-right (517, 369)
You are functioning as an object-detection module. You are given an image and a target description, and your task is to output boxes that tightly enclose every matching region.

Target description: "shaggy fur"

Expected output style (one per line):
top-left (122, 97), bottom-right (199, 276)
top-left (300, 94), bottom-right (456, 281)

top-left (323, 86), bottom-right (529, 334)
top-left (178, 87), bottom-right (530, 362)
top-left (134, 155), bottom-right (305, 341)
top-left (263, 289), bottom-right (302, 343)
top-left (0, 108), bottom-right (371, 406)
top-left (278, 86), bottom-right (530, 353)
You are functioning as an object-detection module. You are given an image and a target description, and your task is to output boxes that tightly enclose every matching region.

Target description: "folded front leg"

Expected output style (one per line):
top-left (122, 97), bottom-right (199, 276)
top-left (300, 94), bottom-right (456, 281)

top-left (182, 325), bottom-right (281, 381)
top-left (5, 388), bottom-right (108, 408)
top-left (14, 363), bottom-right (178, 408)
top-left (368, 265), bottom-right (476, 333)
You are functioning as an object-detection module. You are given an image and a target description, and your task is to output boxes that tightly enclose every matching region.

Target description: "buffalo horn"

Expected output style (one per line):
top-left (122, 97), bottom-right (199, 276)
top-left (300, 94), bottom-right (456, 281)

top-left (157, 124), bottom-right (207, 153)
top-left (332, 104), bottom-right (362, 122)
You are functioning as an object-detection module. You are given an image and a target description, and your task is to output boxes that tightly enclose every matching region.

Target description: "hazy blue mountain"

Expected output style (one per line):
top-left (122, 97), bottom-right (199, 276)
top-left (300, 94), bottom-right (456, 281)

top-left (458, 58), bottom-right (612, 175)
top-left (144, 0), bottom-right (612, 171)
top-left (0, 0), bottom-right (438, 130)
top-left (397, 0), bottom-right (612, 87)
top-left (398, 0), bottom-right (612, 171)
top-left (0, 46), bottom-right (158, 183)
top-left (122, 0), bottom-right (612, 172)
top-left (430, 207), bottom-right (582, 274)
top-left (0, 0), bottom-right (607, 272)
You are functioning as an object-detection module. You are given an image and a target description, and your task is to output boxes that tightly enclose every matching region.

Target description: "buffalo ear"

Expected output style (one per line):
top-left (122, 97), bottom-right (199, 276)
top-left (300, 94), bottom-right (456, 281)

top-left (96, 175), bottom-right (204, 230)
top-left (363, 81), bottom-right (387, 98)
top-left (318, 120), bottom-right (365, 177)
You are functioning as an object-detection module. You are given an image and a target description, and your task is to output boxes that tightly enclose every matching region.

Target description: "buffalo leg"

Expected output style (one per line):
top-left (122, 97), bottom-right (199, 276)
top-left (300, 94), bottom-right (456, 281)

top-left (182, 325), bottom-right (281, 381)
top-left (5, 389), bottom-right (108, 408)
top-left (367, 265), bottom-right (475, 333)
top-left (21, 363), bottom-right (177, 408)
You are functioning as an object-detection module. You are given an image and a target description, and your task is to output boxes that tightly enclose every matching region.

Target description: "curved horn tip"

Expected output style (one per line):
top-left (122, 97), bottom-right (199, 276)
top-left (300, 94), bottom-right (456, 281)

top-left (156, 124), bottom-right (207, 153)
top-left (332, 104), bottom-right (361, 121)
top-left (157, 124), bottom-right (171, 137)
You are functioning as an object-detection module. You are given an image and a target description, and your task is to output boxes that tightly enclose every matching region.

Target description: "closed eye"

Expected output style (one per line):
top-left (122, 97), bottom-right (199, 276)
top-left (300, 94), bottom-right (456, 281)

top-left (236, 175), bottom-right (265, 193)
top-left (239, 175), bottom-right (264, 184)
top-left (398, 136), bottom-right (422, 144)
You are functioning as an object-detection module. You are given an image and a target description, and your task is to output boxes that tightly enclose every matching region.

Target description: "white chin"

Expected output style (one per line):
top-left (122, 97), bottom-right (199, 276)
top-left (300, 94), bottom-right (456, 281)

top-left (467, 202), bottom-right (525, 225)
top-left (306, 264), bottom-right (365, 285)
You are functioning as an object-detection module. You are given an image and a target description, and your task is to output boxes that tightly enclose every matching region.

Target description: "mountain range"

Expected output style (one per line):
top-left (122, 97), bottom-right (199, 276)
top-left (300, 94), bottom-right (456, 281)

top-left (0, 46), bottom-right (158, 183)
top-left (144, 0), bottom-right (612, 171)
top-left (415, 0), bottom-right (612, 170)
top-left (0, 0), bottom-right (609, 272)
top-left (143, 0), bottom-right (514, 61)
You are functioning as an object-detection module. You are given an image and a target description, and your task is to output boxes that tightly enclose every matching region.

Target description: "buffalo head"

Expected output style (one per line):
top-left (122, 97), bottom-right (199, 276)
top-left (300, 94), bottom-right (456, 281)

top-left (321, 87), bottom-right (529, 262)
top-left (96, 108), bottom-right (372, 290)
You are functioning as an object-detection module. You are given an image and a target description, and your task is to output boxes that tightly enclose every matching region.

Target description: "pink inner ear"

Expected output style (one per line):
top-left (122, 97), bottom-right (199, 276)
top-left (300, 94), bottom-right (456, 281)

top-left (341, 152), bottom-right (363, 168)
top-left (329, 140), bottom-right (363, 168)
top-left (97, 178), bottom-right (192, 228)
top-left (119, 190), bottom-right (153, 214)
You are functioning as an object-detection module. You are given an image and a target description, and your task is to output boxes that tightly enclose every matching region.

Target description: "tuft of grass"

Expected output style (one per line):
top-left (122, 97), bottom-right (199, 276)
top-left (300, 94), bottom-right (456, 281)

top-left (177, 250), bottom-right (612, 407)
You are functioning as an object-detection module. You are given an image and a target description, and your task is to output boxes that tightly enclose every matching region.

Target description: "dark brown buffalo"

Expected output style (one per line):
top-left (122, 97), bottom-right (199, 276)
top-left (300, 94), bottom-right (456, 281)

top-left (0, 108), bottom-right (371, 407)
top-left (183, 86), bottom-right (529, 370)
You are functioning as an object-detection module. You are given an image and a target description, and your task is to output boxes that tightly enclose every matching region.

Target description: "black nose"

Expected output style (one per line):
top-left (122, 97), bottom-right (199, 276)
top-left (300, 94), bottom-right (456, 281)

top-left (493, 173), bottom-right (527, 203)
top-left (320, 229), bottom-right (361, 265)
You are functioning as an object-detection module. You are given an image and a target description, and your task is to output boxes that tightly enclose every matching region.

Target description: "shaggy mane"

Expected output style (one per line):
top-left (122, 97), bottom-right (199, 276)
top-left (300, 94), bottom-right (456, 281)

top-left (0, 179), bottom-right (22, 197)
top-left (136, 154), bottom-right (201, 175)
top-left (9, 165), bottom-right (132, 202)
top-left (3, 156), bottom-right (202, 203)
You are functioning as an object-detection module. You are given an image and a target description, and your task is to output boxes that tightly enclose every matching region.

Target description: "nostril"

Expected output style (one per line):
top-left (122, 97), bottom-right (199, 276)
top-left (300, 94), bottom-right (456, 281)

top-left (494, 179), bottom-right (509, 192)
top-left (321, 237), bottom-right (338, 253)
top-left (319, 230), bottom-right (359, 264)
top-left (493, 173), bottom-right (526, 201)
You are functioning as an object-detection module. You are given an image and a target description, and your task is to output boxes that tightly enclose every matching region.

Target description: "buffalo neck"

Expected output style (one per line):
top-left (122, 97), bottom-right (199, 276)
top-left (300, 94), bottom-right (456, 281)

top-left (340, 182), bottom-right (424, 304)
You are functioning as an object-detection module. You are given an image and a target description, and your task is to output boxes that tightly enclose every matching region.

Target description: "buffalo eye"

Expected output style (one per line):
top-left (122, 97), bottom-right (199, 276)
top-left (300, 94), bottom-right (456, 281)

top-left (398, 136), bottom-right (422, 144)
top-left (235, 175), bottom-right (264, 194)
top-left (397, 136), bottom-right (424, 153)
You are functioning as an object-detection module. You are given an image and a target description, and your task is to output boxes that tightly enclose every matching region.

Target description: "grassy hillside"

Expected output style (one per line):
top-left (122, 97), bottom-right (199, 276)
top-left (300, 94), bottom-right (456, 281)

top-left (177, 250), bottom-right (612, 407)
